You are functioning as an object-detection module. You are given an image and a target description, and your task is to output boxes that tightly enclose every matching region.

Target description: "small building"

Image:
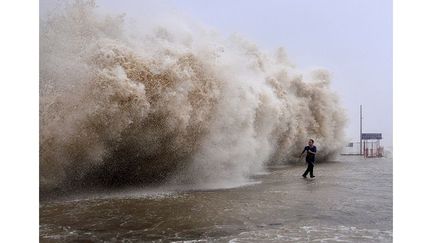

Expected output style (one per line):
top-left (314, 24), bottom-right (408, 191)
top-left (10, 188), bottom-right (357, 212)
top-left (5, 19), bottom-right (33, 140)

top-left (341, 133), bottom-right (384, 157)
top-left (361, 133), bottom-right (384, 158)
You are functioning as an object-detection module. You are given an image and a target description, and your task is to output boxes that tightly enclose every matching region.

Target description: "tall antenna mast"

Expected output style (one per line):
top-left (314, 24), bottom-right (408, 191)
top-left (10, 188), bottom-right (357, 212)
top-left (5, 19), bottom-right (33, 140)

top-left (360, 105), bottom-right (363, 155)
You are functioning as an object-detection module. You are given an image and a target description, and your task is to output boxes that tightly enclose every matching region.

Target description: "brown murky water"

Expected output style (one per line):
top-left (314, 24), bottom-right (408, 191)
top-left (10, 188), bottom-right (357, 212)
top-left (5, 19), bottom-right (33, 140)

top-left (40, 156), bottom-right (392, 242)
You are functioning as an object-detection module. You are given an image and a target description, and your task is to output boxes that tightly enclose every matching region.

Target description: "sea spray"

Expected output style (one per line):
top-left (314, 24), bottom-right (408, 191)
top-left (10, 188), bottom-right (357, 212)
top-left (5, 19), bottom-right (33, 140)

top-left (40, 1), bottom-right (346, 192)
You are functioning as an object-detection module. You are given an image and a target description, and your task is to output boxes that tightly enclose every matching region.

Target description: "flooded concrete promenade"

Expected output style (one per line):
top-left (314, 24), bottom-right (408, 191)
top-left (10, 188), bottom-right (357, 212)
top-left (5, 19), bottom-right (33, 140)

top-left (40, 156), bottom-right (392, 242)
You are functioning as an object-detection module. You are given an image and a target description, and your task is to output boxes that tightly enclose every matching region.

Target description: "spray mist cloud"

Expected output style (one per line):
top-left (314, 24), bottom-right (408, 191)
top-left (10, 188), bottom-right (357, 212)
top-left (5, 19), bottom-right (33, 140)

top-left (40, 1), bottom-right (346, 192)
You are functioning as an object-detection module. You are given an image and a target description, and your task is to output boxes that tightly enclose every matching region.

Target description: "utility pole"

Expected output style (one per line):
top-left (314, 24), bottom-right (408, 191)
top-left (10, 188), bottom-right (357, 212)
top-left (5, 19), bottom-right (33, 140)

top-left (360, 105), bottom-right (363, 155)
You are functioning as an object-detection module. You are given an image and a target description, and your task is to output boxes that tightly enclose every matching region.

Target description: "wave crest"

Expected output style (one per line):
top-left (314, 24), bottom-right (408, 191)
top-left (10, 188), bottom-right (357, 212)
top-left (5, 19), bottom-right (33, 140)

top-left (40, 1), bottom-right (346, 192)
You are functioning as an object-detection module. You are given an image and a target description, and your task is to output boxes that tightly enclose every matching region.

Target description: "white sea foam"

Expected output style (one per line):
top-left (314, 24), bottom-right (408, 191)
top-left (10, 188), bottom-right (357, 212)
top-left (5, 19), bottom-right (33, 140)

top-left (40, 1), bottom-right (346, 192)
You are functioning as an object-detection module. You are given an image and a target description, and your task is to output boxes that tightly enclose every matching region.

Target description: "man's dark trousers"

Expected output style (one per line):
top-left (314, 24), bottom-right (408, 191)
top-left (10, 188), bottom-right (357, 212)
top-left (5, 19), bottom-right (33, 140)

top-left (303, 162), bottom-right (314, 177)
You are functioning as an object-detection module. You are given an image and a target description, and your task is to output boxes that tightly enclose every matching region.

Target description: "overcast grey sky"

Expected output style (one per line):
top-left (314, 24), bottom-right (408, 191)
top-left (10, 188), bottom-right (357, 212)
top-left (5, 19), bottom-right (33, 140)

top-left (42, 0), bottom-right (393, 146)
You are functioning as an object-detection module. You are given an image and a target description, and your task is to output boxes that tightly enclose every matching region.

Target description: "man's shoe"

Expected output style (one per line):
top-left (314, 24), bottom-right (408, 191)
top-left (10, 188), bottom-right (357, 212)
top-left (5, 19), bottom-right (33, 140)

top-left (310, 176), bottom-right (315, 178)
top-left (302, 175), bottom-right (307, 178)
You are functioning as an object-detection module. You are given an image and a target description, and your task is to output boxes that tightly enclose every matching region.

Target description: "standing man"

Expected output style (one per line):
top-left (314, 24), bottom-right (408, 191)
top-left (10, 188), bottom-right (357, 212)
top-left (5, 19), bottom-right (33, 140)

top-left (300, 139), bottom-right (317, 178)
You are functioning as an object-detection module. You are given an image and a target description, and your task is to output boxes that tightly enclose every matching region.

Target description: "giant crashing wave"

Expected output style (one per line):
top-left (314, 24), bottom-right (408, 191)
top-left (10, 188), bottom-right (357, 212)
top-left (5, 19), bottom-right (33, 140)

top-left (40, 1), bottom-right (346, 193)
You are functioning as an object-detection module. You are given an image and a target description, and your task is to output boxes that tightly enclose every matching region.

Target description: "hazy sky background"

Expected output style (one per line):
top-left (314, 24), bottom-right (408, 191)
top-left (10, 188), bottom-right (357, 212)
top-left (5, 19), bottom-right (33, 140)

top-left (41, 0), bottom-right (393, 147)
